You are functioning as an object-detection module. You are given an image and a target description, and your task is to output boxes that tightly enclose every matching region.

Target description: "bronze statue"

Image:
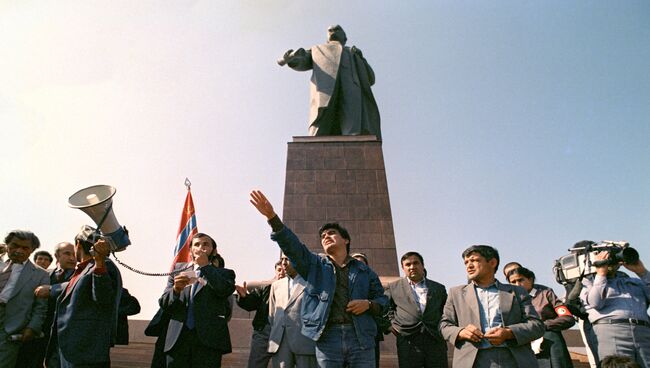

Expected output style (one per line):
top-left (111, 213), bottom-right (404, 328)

top-left (278, 25), bottom-right (381, 140)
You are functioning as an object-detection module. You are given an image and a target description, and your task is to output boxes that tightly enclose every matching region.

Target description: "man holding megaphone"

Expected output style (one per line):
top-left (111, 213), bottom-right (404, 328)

top-left (36, 225), bottom-right (122, 368)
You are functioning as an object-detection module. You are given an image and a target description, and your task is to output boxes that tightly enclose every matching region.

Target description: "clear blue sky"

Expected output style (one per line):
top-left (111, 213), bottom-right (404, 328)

top-left (1, 1), bottom-right (649, 319)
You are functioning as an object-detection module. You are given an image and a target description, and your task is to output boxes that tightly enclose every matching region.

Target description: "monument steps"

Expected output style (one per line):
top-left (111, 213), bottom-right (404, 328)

top-left (109, 341), bottom-right (589, 367)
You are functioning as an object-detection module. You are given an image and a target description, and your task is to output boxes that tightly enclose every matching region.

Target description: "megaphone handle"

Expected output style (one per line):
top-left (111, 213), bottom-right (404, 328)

top-left (95, 202), bottom-right (113, 232)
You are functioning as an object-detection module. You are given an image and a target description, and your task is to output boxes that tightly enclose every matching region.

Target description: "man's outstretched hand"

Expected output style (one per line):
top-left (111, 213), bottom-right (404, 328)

top-left (250, 190), bottom-right (276, 220)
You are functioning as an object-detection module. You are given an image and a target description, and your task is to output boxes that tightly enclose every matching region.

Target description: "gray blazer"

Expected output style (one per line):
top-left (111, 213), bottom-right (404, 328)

top-left (440, 281), bottom-right (544, 367)
top-left (385, 277), bottom-right (447, 338)
top-left (3, 261), bottom-right (49, 335)
top-left (267, 275), bottom-right (315, 356)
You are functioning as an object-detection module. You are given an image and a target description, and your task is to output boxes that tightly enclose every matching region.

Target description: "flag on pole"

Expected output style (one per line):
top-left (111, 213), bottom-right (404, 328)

top-left (171, 180), bottom-right (197, 269)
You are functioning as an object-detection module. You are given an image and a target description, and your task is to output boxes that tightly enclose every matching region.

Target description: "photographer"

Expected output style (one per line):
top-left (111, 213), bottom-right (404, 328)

top-left (580, 248), bottom-right (650, 367)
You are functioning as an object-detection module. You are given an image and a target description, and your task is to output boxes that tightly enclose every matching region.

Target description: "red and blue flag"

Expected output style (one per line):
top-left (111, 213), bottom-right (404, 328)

top-left (170, 188), bottom-right (197, 269)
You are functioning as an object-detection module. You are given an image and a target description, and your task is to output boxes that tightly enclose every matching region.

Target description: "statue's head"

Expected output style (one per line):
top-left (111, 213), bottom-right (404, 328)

top-left (327, 25), bottom-right (347, 45)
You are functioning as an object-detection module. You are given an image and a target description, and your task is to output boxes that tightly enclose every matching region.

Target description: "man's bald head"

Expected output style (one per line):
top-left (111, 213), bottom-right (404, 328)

top-left (54, 242), bottom-right (76, 270)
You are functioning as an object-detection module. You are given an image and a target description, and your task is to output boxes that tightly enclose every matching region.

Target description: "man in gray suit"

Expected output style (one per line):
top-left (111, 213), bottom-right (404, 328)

top-left (385, 251), bottom-right (448, 368)
top-left (0, 230), bottom-right (50, 368)
top-left (440, 245), bottom-right (544, 368)
top-left (268, 254), bottom-right (317, 368)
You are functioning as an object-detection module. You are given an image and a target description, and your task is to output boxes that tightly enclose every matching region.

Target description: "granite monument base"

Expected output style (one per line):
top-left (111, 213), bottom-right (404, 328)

top-left (282, 135), bottom-right (399, 277)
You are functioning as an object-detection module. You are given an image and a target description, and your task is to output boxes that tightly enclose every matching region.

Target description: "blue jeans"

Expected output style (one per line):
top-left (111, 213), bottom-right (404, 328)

top-left (315, 324), bottom-right (374, 368)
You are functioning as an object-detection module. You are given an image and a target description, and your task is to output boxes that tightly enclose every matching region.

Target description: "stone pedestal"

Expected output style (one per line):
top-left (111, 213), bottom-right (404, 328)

top-left (281, 135), bottom-right (399, 277)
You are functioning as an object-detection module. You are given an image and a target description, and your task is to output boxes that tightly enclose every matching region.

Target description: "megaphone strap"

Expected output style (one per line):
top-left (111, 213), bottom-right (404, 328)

top-left (95, 202), bottom-right (113, 232)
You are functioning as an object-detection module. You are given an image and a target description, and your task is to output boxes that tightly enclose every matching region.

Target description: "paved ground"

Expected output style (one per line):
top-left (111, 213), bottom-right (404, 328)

top-left (111, 342), bottom-right (591, 367)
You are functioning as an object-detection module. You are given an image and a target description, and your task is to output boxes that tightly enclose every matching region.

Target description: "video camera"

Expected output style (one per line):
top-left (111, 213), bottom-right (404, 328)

top-left (553, 240), bottom-right (639, 285)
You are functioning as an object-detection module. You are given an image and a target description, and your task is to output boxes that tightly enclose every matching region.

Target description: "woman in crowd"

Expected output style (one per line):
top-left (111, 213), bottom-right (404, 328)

top-left (507, 266), bottom-right (575, 368)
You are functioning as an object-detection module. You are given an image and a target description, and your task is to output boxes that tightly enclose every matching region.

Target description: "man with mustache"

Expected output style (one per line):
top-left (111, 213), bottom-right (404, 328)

top-left (0, 230), bottom-right (49, 368)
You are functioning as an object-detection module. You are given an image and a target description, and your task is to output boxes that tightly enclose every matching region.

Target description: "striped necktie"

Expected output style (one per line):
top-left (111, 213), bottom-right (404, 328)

top-left (0, 263), bottom-right (13, 292)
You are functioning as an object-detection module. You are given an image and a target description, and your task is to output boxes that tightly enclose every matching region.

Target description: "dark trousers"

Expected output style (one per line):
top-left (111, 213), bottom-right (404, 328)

top-left (150, 332), bottom-right (167, 368)
top-left (247, 325), bottom-right (273, 368)
top-left (166, 328), bottom-right (223, 368)
top-left (536, 330), bottom-right (574, 368)
top-left (59, 347), bottom-right (110, 368)
top-left (374, 338), bottom-right (380, 368)
top-left (16, 336), bottom-right (48, 368)
top-left (396, 331), bottom-right (448, 368)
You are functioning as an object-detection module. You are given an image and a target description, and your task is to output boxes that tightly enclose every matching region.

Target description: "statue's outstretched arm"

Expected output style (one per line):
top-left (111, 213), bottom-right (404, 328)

top-left (277, 48), bottom-right (312, 71)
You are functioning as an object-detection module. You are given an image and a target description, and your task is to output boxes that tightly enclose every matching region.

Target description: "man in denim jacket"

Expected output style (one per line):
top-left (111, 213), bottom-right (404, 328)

top-left (250, 190), bottom-right (387, 367)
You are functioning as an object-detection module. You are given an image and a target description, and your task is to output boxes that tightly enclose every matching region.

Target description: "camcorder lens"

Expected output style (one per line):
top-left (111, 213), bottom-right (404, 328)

top-left (620, 247), bottom-right (639, 265)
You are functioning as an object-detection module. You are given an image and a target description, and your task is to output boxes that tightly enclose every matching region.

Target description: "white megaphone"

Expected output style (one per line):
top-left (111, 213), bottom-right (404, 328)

top-left (68, 185), bottom-right (131, 252)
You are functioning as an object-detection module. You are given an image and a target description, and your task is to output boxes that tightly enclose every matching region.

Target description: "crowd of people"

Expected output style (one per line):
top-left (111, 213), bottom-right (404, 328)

top-left (0, 228), bottom-right (139, 368)
top-left (1, 190), bottom-right (647, 368)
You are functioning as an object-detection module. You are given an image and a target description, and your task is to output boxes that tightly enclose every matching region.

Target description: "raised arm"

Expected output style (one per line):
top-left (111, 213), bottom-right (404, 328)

top-left (91, 239), bottom-right (120, 307)
top-left (250, 190), bottom-right (317, 279)
top-left (581, 252), bottom-right (613, 310)
top-left (250, 190), bottom-right (277, 220)
top-left (236, 282), bottom-right (264, 312)
top-left (277, 48), bottom-right (313, 71)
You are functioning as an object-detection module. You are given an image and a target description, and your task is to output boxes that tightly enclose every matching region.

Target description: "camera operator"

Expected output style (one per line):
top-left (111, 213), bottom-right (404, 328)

top-left (580, 248), bottom-right (650, 367)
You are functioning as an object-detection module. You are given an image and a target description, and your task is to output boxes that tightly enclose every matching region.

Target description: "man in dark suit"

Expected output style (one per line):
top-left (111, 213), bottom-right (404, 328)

top-left (38, 226), bottom-right (122, 368)
top-left (18, 241), bottom-right (76, 368)
top-left (440, 245), bottom-right (544, 368)
top-left (385, 251), bottom-right (448, 368)
top-left (144, 307), bottom-right (170, 368)
top-left (116, 287), bottom-right (141, 345)
top-left (0, 230), bottom-right (50, 368)
top-left (160, 232), bottom-right (236, 368)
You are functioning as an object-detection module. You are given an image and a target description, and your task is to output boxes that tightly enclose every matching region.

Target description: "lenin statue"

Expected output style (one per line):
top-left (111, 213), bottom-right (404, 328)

top-left (278, 25), bottom-right (381, 140)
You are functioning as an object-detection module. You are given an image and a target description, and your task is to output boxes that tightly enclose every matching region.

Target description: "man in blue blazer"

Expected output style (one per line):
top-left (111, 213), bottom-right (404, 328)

top-left (160, 232), bottom-right (236, 368)
top-left (0, 230), bottom-right (50, 368)
top-left (39, 226), bottom-right (122, 368)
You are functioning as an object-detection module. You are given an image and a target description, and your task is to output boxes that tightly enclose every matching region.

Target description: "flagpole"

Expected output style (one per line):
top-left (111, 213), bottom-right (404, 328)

top-left (109, 178), bottom-right (197, 276)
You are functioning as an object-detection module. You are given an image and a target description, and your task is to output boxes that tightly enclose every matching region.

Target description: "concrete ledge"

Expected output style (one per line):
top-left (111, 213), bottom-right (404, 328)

top-left (129, 318), bottom-right (589, 353)
top-left (292, 135), bottom-right (379, 143)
